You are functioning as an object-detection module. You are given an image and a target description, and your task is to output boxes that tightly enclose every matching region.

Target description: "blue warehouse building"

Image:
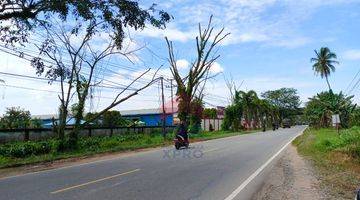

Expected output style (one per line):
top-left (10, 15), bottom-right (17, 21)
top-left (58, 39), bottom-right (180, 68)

top-left (120, 108), bottom-right (175, 126)
top-left (32, 108), bottom-right (176, 128)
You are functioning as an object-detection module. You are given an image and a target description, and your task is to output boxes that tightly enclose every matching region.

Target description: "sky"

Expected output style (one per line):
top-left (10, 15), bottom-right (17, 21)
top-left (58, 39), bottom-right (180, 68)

top-left (1, 0), bottom-right (360, 115)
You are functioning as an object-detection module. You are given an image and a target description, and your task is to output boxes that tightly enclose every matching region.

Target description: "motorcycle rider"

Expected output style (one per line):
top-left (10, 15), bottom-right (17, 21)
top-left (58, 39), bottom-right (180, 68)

top-left (177, 121), bottom-right (189, 143)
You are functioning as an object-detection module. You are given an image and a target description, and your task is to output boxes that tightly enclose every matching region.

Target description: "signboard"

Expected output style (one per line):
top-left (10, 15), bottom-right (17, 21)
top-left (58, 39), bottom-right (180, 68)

top-left (332, 114), bottom-right (340, 127)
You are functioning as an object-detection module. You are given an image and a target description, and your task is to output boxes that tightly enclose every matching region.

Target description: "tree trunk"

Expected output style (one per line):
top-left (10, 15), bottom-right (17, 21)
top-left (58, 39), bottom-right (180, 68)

top-left (58, 106), bottom-right (68, 141)
top-left (71, 100), bottom-right (86, 148)
top-left (325, 76), bottom-right (332, 91)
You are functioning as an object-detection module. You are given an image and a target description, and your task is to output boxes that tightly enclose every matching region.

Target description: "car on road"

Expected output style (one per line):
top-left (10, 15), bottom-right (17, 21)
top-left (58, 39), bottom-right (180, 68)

top-left (282, 119), bottom-right (291, 128)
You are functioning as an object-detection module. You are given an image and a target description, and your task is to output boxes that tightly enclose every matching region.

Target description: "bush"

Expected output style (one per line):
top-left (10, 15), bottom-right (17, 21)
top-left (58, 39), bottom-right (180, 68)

top-left (0, 141), bottom-right (52, 158)
top-left (78, 137), bottom-right (102, 151)
top-left (99, 139), bottom-right (120, 149)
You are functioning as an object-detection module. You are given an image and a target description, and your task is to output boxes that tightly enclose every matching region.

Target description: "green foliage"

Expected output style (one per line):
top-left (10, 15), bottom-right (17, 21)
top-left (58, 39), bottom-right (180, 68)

top-left (189, 98), bottom-right (203, 134)
top-left (261, 88), bottom-right (301, 122)
top-left (310, 47), bottom-right (339, 91)
top-left (294, 127), bottom-right (360, 199)
top-left (102, 111), bottom-right (129, 127)
top-left (304, 91), bottom-right (355, 128)
top-left (0, 134), bottom-right (152, 159)
top-left (222, 104), bottom-right (242, 131)
top-left (85, 111), bottom-right (130, 127)
top-left (29, 118), bottom-right (42, 128)
top-left (0, 141), bottom-right (52, 158)
top-left (295, 127), bottom-right (360, 159)
top-left (223, 88), bottom-right (300, 131)
top-left (203, 108), bottom-right (217, 119)
top-left (349, 108), bottom-right (360, 127)
top-left (85, 112), bottom-right (101, 126)
top-left (236, 90), bottom-right (258, 127)
top-left (0, 107), bottom-right (31, 129)
top-left (0, 0), bottom-right (171, 46)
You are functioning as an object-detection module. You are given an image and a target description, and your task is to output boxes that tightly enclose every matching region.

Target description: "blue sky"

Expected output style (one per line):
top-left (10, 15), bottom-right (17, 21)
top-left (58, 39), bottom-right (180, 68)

top-left (1, 0), bottom-right (360, 115)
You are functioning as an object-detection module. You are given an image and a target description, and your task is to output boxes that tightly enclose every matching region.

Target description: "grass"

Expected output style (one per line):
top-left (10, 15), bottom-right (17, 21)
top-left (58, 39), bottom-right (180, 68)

top-left (0, 129), bottom-right (257, 169)
top-left (293, 126), bottom-right (360, 199)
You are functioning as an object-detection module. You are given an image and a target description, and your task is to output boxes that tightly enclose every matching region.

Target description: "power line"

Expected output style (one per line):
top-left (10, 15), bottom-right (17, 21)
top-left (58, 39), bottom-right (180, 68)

top-left (0, 42), bottom-right (228, 107)
top-left (345, 68), bottom-right (360, 94)
top-left (0, 45), bottom-right (157, 90)
top-left (22, 36), bottom-right (172, 80)
top-left (348, 76), bottom-right (360, 96)
top-left (2, 83), bottom-right (160, 102)
top-left (0, 71), bottom-right (137, 91)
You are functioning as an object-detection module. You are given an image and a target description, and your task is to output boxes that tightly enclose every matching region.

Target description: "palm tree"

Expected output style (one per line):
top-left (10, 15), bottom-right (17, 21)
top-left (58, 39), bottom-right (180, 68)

top-left (310, 47), bottom-right (339, 91)
top-left (236, 90), bottom-right (259, 129)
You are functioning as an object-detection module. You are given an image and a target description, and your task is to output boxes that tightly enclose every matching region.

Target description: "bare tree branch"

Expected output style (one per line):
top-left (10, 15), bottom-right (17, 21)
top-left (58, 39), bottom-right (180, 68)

top-left (165, 15), bottom-right (229, 126)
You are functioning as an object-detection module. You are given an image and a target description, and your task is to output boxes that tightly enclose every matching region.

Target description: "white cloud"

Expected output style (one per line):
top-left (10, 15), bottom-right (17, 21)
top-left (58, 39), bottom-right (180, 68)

top-left (138, 26), bottom-right (195, 42)
top-left (137, 0), bottom-right (355, 48)
top-left (176, 59), bottom-right (190, 69)
top-left (209, 62), bottom-right (224, 73)
top-left (343, 49), bottom-right (360, 60)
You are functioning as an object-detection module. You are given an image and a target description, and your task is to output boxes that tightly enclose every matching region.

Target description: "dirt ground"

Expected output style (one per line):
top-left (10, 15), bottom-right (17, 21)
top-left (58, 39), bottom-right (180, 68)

top-left (252, 145), bottom-right (330, 200)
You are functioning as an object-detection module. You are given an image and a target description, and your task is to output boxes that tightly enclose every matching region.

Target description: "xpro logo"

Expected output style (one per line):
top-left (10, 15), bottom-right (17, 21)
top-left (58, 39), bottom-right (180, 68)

top-left (162, 146), bottom-right (204, 159)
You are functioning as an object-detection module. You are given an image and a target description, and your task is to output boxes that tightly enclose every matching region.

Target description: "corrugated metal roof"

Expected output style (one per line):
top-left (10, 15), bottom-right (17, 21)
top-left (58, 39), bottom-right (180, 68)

top-left (120, 108), bottom-right (162, 116)
top-left (32, 114), bottom-right (58, 119)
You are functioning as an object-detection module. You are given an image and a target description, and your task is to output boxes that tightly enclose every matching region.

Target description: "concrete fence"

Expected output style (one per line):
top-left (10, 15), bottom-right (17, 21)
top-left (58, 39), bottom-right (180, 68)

top-left (201, 118), bottom-right (223, 131)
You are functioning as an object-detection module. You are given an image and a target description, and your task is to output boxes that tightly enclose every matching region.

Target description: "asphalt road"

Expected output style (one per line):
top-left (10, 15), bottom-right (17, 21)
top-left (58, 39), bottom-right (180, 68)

top-left (0, 126), bottom-right (306, 200)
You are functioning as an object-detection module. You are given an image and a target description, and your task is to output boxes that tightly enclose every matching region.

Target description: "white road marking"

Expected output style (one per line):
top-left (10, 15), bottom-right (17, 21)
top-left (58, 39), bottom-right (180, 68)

top-left (51, 169), bottom-right (140, 194)
top-left (223, 126), bottom-right (307, 200)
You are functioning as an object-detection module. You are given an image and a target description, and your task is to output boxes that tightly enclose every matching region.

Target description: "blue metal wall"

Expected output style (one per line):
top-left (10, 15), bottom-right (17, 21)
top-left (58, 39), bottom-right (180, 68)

top-left (124, 114), bottom-right (173, 126)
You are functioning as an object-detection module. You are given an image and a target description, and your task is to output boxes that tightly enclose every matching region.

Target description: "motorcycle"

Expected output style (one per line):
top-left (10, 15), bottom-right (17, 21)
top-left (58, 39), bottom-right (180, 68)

top-left (174, 134), bottom-right (189, 150)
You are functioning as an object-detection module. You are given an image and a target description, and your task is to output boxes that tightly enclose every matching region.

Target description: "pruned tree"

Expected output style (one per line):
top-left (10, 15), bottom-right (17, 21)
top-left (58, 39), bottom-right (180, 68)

top-left (165, 16), bottom-right (229, 132)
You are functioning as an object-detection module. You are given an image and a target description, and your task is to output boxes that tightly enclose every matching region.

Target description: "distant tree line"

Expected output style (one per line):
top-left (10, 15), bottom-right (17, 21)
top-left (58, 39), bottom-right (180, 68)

top-left (0, 107), bottom-right (41, 129)
top-left (222, 88), bottom-right (301, 131)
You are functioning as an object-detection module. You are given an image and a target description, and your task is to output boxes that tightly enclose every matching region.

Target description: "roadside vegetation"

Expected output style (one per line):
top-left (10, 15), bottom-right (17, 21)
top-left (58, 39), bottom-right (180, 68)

top-left (0, 129), bottom-right (255, 168)
top-left (0, 107), bottom-right (42, 129)
top-left (293, 47), bottom-right (360, 199)
top-left (222, 86), bottom-right (302, 131)
top-left (293, 127), bottom-right (360, 199)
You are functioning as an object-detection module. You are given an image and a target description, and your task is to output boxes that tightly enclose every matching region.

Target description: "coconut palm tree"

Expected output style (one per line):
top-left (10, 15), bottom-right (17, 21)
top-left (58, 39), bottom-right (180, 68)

top-left (310, 47), bottom-right (339, 91)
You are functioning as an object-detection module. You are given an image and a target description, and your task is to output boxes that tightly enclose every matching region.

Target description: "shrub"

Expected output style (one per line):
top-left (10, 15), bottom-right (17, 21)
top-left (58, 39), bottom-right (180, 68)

top-left (100, 139), bottom-right (120, 149)
top-left (0, 141), bottom-right (52, 158)
top-left (78, 137), bottom-right (102, 151)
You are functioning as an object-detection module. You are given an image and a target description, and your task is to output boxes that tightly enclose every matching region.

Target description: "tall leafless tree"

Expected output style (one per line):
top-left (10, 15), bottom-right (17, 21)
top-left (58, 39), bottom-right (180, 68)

top-left (165, 16), bottom-right (229, 130)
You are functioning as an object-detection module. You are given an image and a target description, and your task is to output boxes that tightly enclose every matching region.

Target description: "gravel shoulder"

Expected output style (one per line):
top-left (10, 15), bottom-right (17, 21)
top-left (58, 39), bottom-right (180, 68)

top-left (252, 144), bottom-right (328, 200)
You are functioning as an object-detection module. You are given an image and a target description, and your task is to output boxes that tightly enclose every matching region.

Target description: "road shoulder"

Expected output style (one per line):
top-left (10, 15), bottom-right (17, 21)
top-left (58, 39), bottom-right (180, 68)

top-left (252, 144), bottom-right (328, 200)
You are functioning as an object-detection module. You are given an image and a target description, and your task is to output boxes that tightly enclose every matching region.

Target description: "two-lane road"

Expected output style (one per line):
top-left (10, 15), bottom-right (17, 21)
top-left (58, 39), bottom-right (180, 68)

top-left (0, 126), bottom-right (306, 200)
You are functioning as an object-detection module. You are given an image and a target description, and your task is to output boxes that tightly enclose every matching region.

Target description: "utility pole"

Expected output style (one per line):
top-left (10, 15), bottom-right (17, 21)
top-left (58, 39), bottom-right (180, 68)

top-left (170, 79), bottom-right (174, 113)
top-left (160, 77), bottom-right (166, 139)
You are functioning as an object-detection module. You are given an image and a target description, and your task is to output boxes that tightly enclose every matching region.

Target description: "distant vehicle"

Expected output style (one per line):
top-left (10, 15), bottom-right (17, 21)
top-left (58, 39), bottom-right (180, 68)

top-left (282, 119), bottom-right (291, 128)
top-left (272, 122), bottom-right (279, 131)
